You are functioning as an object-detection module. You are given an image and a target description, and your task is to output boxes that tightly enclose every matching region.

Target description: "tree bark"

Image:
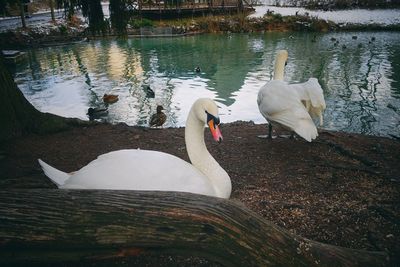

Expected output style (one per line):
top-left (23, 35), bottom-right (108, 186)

top-left (18, 0), bottom-right (26, 28)
top-left (0, 189), bottom-right (389, 266)
top-left (0, 57), bottom-right (87, 141)
top-left (49, 0), bottom-right (55, 22)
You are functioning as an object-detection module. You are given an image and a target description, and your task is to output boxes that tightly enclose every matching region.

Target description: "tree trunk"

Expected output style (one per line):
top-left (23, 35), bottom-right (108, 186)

top-left (0, 57), bottom-right (85, 141)
top-left (0, 189), bottom-right (390, 266)
top-left (18, 0), bottom-right (26, 28)
top-left (49, 0), bottom-right (55, 22)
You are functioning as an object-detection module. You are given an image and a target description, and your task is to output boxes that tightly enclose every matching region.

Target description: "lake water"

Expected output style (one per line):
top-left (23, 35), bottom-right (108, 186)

top-left (13, 32), bottom-right (400, 137)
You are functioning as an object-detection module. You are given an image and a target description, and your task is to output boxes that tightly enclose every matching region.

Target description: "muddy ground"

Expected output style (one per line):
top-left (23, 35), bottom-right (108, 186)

top-left (0, 121), bottom-right (399, 266)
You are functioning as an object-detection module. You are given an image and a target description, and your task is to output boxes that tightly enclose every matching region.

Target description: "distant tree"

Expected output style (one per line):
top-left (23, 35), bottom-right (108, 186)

top-left (56, 0), bottom-right (79, 20)
top-left (109, 0), bottom-right (135, 35)
top-left (56, 0), bottom-right (106, 34)
top-left (18, 0), bottom-right (27, 28)
top-left (0, 0), bottom-right (28, 28)
top-left (0, 0), bottom-right (7, 16)
top-left (80, 0), bottom-right (106, 34)
top-left (49, 0), bottom-right (55, 22)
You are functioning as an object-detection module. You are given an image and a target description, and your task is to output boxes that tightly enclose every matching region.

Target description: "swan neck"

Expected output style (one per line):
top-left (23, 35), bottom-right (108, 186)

top-left (273, 57), bottom-right (285, 80)
top-left (185, 110), bottom-right (231, 198)
top-left (185, 112), bottom-right (208, 164)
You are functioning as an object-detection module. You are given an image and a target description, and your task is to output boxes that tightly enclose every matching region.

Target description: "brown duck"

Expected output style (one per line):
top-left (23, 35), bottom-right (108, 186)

top-left (103, 94), bottom-right (119, 104)
top-left (149, 105), bottom-right (167, 127)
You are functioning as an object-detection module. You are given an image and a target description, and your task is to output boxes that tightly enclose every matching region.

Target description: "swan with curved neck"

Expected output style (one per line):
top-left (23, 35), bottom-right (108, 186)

top-left (257, 50), bottom-right (318, 142)
top-left (39, 98), bottom-right (232, 198)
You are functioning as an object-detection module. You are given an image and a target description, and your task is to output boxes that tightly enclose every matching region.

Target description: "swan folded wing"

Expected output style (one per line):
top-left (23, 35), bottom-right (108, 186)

top-left (61, 149), bottom-right (217, 196)
top-left (305, 78), bottom-right (326, 109)
top-left (268, 105), bottom-right (317, 141)
top-left (306, 79), bottom-right (326, 126)
top-left (290, 78), bottom-right (326, 125)
top-left (258, 81), bottom-right (302, 118)
top-left (260, 88), bottom-right (318, 142)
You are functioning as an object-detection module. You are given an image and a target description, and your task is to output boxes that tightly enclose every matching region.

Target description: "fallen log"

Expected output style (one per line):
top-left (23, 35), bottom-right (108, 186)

top-left (0, 189), bottom-right (389, 266)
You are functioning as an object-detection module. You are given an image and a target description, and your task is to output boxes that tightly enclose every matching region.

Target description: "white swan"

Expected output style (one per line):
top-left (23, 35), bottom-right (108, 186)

top-left (257, 50), bottom-right (318, 142)
top-left (38, 98), bottom-right (232, 199)
top-left (289, 78), bottom-right (326, 126)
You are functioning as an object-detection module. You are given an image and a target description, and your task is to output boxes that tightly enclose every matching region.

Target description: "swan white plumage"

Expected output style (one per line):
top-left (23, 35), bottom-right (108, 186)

top-left (38, 98), bottom-right (232, 199)
top-left (289, 78), bottom-right (326, 126)
top-left (257, 50), bottom-right (318, 142)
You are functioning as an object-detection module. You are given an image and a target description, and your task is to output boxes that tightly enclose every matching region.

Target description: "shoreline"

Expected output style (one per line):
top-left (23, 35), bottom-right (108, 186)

top-left (1, 12), bottom-right (399, 49)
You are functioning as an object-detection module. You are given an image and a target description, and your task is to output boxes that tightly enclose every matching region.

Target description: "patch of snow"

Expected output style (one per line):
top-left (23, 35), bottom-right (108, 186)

top-left (250, 5), bottom-right (400, 25)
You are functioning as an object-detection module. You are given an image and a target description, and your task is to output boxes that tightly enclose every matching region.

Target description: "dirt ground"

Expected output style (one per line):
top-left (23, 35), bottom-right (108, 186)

top-left (0, 121), bottom-right (399, 266)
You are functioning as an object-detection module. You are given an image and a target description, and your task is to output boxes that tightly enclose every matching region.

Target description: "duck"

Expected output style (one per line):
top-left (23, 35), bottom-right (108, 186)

top-left (103, 94), bottom-right (119, 104)
top-left (149, 105), bottom-right (167, 127)
top-left (145, 86), bottom-right (155, 98)
top-left (257, 50), bottom-right (318, 142)
top-left (195, 66), bottom-right (201, 73)
top-left (87, 107), bottom-right (108, 120)
top-left (38, 98), bottom-right (231, 199)
top-left (311, 35), bottom-right (317, 42)
top-left (288, 78), bottom-right (326, 126)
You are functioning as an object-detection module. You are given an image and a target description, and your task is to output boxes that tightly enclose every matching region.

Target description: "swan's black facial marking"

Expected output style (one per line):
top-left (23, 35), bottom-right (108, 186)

top-left (205, 110), bottom-right (223, 143)
top-left (205, 111), bottom-right (220, 127)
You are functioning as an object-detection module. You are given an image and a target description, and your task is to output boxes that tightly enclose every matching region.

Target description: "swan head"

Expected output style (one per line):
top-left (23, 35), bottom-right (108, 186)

top-left (276, 50), bottom-right (289, 62)
top-left (191, 98), bottom-right (223, 143)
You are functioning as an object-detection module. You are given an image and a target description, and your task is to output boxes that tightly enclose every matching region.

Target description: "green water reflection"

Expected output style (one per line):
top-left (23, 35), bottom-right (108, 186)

top-left (14, 32), bottom-right (400, 137)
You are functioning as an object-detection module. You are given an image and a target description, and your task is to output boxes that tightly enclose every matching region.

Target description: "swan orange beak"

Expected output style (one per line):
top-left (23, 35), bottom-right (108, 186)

top-left (208, 120), bottom-right (223, 143)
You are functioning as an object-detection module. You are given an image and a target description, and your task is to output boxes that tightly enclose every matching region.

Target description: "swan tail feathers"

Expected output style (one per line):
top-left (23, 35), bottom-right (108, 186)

top-left (294, 120), bottom-right (318, 142)
top-left (308, 105), bottom-right (325, 126)
top-left (38, 159), bottom-right (70, 187)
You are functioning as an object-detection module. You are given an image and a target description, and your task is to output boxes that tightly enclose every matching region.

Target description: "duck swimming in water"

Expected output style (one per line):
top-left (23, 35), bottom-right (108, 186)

top-left (87, 107), bottom-right (108, 120)
top-left (103, 94), bottom-right (119, 104)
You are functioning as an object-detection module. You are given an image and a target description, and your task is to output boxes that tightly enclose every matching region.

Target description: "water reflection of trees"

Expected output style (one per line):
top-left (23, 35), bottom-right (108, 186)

top-left (129, 34), bottom-right (262, 106)
top-left (14, 32), bottom-right (400, 135)
top-left (286, 32), bottom-right (399, 136)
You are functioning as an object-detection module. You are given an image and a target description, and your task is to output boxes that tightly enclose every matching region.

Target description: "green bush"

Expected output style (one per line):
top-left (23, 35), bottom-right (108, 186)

top-left (129, 18), bottom-right (154, 29)
top-left (58, 25), bottom-right (68, 35)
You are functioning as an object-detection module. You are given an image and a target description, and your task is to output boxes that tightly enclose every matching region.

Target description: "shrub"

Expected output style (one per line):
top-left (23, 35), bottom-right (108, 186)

top-left (129, 18), bottom-right (154, 29)
top-left (58, 25), bottom-right (68, 35)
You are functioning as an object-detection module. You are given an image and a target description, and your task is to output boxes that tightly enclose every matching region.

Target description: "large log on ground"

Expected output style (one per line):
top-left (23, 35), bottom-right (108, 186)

top-left (0, 189), bottom-right (389, 266)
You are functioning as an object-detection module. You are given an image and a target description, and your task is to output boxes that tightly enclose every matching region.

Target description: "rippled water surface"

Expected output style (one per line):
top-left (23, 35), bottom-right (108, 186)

top-left (14, 32), bottom-right (400, 136)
